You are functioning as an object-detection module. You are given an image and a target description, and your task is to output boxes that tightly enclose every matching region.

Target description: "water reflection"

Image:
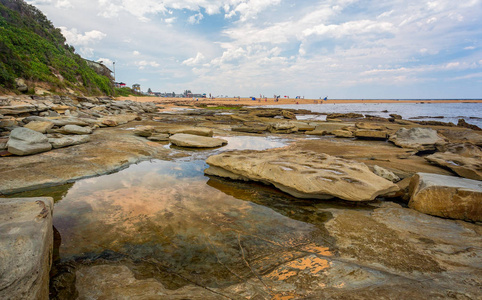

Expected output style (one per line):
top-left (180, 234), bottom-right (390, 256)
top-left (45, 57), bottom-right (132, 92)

top-left (50, 159), bottom-right (336, 295)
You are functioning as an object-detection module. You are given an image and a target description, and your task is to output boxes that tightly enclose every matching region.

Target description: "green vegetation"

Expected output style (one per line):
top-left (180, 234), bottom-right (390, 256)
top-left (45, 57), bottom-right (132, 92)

top-left (114, 87), bottom-right (135, 97)
top-left (0, 0), bottom-right (114, 95)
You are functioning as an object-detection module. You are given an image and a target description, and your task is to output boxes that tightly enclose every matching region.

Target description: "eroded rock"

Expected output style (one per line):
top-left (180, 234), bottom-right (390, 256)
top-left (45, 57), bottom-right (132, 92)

top-left (408, 173), bottom-right (482, 222)
top-left (0, 197), bottom-right (54, 300)
top-left (7, 127), bottom-right (52, 155)
top-left (389, 127), bottom-right (446, 151)
top-left (205, 149), bottom-right (399, 201)
top-left (425, 152), bottom-right (482, 181)
top-left (48, 134), bottom-right (90, 149)
top-left (170, 133), bottom-right (227, 148)
top-left (24, 121), bottom-right (54, 133)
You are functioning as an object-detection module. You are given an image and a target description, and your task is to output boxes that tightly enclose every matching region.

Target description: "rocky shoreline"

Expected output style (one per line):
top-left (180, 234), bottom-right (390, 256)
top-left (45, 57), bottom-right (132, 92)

top-left (1, 95), bottom-right (481, 299)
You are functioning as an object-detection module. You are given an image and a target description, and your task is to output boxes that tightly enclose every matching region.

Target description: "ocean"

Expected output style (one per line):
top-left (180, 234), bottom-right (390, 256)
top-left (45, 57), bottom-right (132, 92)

top-left (263, 102), bottom-right (482, 128)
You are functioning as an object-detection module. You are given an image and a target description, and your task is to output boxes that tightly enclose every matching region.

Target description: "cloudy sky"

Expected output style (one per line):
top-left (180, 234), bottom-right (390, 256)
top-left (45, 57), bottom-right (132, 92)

top-left (27, 0), bottom-right (482, 98)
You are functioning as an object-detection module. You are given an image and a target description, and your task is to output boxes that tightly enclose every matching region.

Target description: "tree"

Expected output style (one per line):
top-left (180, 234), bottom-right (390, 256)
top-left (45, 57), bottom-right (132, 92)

top-left (147, 88), bottom-right (152, 93)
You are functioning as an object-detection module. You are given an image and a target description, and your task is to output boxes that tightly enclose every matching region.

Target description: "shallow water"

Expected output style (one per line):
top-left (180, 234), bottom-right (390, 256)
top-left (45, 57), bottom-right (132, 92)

top-left (44, 157), bottom-right (369, 296)
top-left (265, 102), bottom-right (482, 127)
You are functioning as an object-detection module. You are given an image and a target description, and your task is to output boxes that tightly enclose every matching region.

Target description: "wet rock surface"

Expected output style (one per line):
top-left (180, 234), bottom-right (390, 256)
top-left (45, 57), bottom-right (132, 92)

top-left (0, 197), bottom-right (54, 300)
top-left (205, 149), bottom-right (399, 201)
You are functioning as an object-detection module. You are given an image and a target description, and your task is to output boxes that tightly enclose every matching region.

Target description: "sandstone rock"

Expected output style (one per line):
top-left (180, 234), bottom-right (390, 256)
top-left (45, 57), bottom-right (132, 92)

top-left (0, 116), bottom-right (17, 128)
top-left (373, 165), bottom-right (400, 182)
top-left (147, 134), bottom-right (170, 141)
top-left (305, 129), bottom-right (327, 135)
top-left (62, 124), bottom-right (93, 135)
top-left (333, 129), bottom-right (354, 138)
top-left (170, 133), bottom-right (228, 148)
top-left (169, 127), bottom-right (214, 137)
top-left (7, 127), bottom-right (52, 155)
top-left (355, 122), bottom-right (386, 130)
top-left (0, 105), bottom-right (36, 115)
top-left (291, 122), bottom-right (315, 131)
top-left (355, 130), bottom-right (388, 139)
top-left (389, 114), bottom-right (402, 120)
top-left (326, 113), bottom-right (364, 120)
top-left (425, 152), bottom-right (482, 181)
top-left (48, 135), bottom-right (90, 149)
top-left (205, 149), bottom-right (399, 201)
top-left (0, 138), bottom-right (7, 150)
top-left (313, 122), bottom-right (354, 134)
top-left (231, 125), bottom-right (267, 134)
top-left (408, 173), bottom-right (482, 222)
top-left (133, 125), bottom-right (155, 137)
top-left (457, 119), bottom-right (481, 131)
top-left (281, 110), bottom-right (296, 120)
top-left (24, 121), bottom-right (54, 133)
top-left (268, 122), bottom-right (298, 134)
top-left (101, 119), bottom-right (118, 127)
top-left (389, 128), bottom-right (446, 151)
top-left (0, 197), bottom-right (54, 300)
top-left (438, 129), bottom-right (482, 146)
top-left (99, 114), bottom-right (138, 126)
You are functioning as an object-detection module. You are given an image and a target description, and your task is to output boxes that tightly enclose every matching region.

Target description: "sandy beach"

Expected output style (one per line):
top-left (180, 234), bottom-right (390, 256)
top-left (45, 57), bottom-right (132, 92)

top-left (116, 96), bottom-right (482, 109)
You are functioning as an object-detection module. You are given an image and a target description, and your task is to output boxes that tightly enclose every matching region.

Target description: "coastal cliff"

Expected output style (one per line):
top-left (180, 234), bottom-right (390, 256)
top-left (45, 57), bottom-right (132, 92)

top-left (0, 0), bottom-right (113, 95)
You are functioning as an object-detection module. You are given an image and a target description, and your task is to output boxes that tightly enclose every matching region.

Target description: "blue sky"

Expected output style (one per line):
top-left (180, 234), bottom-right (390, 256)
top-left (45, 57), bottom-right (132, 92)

top-left (27, 0), bottom-right (482, 98)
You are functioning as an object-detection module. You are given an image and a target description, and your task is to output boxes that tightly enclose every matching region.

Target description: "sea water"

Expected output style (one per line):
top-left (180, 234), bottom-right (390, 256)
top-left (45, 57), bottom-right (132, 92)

top-left (264, 102), bottom-right (482, 127)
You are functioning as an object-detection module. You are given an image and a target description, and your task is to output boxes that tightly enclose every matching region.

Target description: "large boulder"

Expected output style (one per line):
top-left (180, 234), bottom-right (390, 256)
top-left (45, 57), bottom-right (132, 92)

top-left (0, 197), bottom-right (54, 300)
top-left (205, 149), bottom-right (399, 201)
top-left (425, 152), bottom-right (482, 181)
top-left (389, 127), bottom-right (446, 151)
top-left (7, 127), bottom-right (52, 155)
top-left (169, 133), bottom-right (227, 148)
top-left (408, 173), bottom-right (482, 222)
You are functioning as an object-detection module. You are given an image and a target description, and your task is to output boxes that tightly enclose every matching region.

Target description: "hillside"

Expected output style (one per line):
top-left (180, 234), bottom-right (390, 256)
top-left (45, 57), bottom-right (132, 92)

top-left (0, 0), bottom-right (113, 95)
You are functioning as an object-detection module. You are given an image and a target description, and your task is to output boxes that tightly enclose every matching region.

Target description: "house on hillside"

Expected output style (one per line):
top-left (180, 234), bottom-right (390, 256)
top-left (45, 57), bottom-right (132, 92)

top-left (114, 82), bottom-right (126, 88)
top-left (132, 84), bottom-right (141, 93)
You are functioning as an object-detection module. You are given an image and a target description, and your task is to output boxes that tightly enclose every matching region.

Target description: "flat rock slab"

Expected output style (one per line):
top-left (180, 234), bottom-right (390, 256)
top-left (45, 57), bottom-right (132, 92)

top-left (409, 173), bottom-right (482, 222)
top-left (169, 127), bottom-right (214, 137)
top-left (205, 149), bottom-right (399, 201)
top-left (389, 127), bottom-right (446, 151)
top-left (0, 197), bottom-right (54, 300)
top-left (170, 133), bottom-right (227, 148)
top-left (425, 152), bottom-right (482, 181)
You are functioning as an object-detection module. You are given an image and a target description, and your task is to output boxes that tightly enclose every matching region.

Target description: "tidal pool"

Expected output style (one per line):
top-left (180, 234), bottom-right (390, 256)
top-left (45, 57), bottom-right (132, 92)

top-left (44, 158), bottom-right (361, 298)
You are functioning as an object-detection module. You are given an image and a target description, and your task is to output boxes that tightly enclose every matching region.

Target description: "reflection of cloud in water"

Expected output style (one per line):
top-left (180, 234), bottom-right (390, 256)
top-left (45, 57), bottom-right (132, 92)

top-left (220, 136), bottom-right (289, 151)
top-left (53, 160), bottom-right (323, 264)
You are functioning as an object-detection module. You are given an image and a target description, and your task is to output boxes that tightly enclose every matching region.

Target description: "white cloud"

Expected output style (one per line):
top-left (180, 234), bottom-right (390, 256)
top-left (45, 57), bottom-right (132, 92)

top-left (59, 27), bottom-right (106, 46)
top-left (133, 51), bottom-right (140, 56)
top-left (188, 12), bottom-right (204, 24)
top-left (182, 52), bottom-right (205, 66)
top-left (136, 60), bottom-right (160, 70)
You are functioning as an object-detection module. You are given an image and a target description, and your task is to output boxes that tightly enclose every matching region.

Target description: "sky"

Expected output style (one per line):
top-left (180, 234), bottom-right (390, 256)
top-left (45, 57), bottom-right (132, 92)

top-left (26, 0), bottom-right (482, 99)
